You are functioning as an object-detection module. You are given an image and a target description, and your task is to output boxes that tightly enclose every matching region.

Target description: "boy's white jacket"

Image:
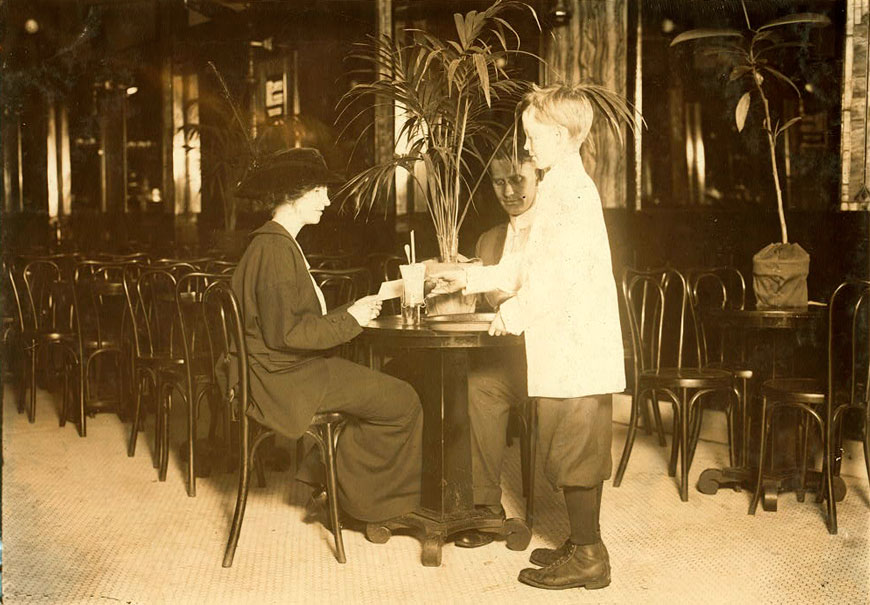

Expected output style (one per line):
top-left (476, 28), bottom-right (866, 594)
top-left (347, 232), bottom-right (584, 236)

top-left (466, 153), bottom-right (627, 398)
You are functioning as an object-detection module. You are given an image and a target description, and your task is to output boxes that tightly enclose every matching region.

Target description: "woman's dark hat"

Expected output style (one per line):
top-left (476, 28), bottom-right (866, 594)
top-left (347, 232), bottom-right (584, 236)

top-left (235, 147), bottom-right (344, 199)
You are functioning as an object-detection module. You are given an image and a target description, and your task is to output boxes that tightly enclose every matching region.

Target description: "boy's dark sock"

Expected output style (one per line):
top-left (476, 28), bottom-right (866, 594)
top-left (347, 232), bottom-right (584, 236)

top-left (564, 482), bottom-right (603, 546)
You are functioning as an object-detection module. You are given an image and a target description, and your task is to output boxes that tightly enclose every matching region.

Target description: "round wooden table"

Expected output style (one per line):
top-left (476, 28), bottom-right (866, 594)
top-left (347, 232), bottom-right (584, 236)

top-left (696, 306), bottom-right (845, 509)
top-left (359, 313), bottom-right (528, 566)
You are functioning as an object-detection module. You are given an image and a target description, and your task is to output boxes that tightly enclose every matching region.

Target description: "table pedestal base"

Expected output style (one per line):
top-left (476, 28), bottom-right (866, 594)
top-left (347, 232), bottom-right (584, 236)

top-left (698, 466), bottom-right (846, 511)
top-left (365, 509), bottom-right (531, 567)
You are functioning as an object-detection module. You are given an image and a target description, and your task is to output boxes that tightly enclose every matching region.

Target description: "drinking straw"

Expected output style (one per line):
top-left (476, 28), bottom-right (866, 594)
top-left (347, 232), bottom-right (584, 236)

top-left (410, 230), bottom-right (416, 264)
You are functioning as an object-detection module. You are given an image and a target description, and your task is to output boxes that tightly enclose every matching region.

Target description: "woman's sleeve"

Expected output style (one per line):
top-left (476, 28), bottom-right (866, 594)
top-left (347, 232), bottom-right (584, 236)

top-left (255, 251), bottom-right (362, 351)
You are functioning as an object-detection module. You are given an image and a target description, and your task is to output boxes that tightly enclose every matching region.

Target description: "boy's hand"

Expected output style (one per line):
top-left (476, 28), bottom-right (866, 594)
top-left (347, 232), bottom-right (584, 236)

top-left (488, 311), bottom-right (508, 336)
top-left (427, 269), bottom-right (467, 296)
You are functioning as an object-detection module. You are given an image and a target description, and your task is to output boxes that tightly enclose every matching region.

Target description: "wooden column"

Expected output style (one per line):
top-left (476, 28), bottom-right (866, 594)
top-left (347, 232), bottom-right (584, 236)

top-left (841, 0), bottom-right (870, 206)
top-left (374, 0), bottom-right (394, 216)
top-left (159, 0), bottom-right (175, 215)
top-left (540, 0), bottom-right (629, 209)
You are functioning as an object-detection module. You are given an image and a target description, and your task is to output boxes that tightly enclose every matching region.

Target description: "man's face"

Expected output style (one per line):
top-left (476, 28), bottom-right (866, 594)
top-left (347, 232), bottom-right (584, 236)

top-left (489, 158), bottom-right (537, 217)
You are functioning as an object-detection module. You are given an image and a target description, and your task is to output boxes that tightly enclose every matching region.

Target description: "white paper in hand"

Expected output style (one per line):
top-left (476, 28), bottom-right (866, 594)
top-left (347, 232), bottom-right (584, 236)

top-left (377, 279), bottom-right (404, 301)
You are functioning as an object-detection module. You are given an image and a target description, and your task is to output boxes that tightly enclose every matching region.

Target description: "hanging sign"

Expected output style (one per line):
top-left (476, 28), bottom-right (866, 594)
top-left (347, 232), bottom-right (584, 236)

top-left (265, 75), bottom-right (285, 118)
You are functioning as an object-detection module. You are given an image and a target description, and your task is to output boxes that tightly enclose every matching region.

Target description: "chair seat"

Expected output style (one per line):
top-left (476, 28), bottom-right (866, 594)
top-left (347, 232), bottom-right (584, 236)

top-left (83, 338), bottom-right (121, 350)
top-left (138, 354), bottom-right (185, 368)
top-left (311, 411), bottom-right (348, 425)
top-left (639, 367), bottom-right (733, 389)
top-left (762, 378), bottom-right (825, 404)
top-left (705, 360), bottom-right (753, 379)
top-left (34, 330), bottom-right (77, 345)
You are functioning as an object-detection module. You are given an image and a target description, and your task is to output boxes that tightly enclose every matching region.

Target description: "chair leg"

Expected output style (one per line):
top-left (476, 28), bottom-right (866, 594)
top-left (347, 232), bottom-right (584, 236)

top-left (824, 419), bottom-right (837, 534)
top-left (187, 384), bottom-right (196, 498)
top-left (254, 453), bottom-right (267, 488)
top-left (60, 367), bottom-right (69, 427)
top-left (725, 391), bottom-right (737, 468)
top-left (526, 400), bottom-right (538, 530)
top-left (650, 391), bottom-right (666, 447)
top-left (833, 420), bottom-right (845, 478)
top-left (749, 398), bottom-right (770, 515)
top-left (668, 412), bottom-right (679, 477)
top-left (322, 422), bottom-right (346, 564)
top-left (740, 378), bottom-right (750, 468)
top-left (862, 427), bottom-right (870, 494)
top-left (153, 382), bottom-right (162, 470)
top-left (158, 386), bottom-right (171, 482)
top-left (797, 414), bottom-right (809, 503)
top-left (17, 343), bottom-right (27, 414)
top-left (640, 392), bottom-right (653, 437)
top-left (687, 404), bottom-right (704, 472)
top-left (28, 345), bottom-right (37, 423)
top-left (128, 374), bottom-right (145, 457)
top-left (679, 388), bottom-right (689, 502)
top-left (78, 356), bottom-right (86, 438)
top-left (613, 391), bottom-right (642, 487)
top-left (223, 422), bottom-right (252, 568)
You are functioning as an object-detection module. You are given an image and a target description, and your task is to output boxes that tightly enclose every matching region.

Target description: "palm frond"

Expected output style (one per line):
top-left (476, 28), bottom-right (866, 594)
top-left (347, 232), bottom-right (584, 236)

top-left (336, 1), bottom-right (540, 260)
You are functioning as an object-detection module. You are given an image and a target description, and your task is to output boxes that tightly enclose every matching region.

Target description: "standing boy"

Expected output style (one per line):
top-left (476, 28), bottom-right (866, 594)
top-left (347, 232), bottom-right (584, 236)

top-left (432, 85), bottom-right (626, 590)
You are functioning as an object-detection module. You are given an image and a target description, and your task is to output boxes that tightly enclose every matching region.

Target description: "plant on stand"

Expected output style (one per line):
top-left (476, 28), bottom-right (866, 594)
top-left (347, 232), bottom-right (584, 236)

top-left (671, 3), bottom-right (830, 308)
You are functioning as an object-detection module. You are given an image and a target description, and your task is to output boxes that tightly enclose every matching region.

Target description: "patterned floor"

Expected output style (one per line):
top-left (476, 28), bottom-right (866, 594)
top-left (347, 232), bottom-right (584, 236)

top-left (1, 383), bottom-right (868, 604)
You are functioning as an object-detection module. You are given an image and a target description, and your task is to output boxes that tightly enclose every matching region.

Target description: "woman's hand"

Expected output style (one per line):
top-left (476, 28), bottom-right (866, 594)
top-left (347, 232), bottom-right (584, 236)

top-left (488, 311), bottom-right (508, 336)
top-left (348, 295), bottom-right (383, 327)
top-left (427, 268), bottom-right (467, 296)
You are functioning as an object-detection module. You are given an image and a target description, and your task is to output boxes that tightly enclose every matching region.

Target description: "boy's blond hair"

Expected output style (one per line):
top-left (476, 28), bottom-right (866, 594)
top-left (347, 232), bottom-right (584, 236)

top-left (522, 84), bottom-right (594, 143)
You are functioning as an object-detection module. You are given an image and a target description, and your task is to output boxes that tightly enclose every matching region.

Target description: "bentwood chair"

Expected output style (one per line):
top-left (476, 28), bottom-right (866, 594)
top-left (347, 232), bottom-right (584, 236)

top-left (172, 272), bottom-right (232, 496)
top-left (614, 267), bottom-right (739, 501)
top-left (202, 280), bottom-right (349, 566)
top-left (750, 279), bottom-right (870, 533)
top-left (124, 266), bottom-right (187, 480)
top-left (70, 260), bottom-right (127, 430)
top-left (16, 258), bottom-right (82, 430)
top-left (689, 267), bottom-right (753, 468)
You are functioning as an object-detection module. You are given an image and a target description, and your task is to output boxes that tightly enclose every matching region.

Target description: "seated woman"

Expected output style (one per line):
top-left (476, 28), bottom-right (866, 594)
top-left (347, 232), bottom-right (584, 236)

top-left (230, 147), bottom-right (422, 523)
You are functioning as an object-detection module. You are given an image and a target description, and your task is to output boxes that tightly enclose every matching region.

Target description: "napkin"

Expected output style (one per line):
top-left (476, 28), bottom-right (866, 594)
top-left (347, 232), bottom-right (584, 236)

top-left (377, 279), bottom-right (404, 301)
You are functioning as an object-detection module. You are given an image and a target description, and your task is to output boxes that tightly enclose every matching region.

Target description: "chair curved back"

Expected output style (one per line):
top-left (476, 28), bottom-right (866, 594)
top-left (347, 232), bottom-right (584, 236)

top-left (95, 251), bottom-right (151, 264)
top-left (382, 255), bottom-right (403, 283)
top-left (307, 253), bottom-right (355, 270)
top-left (689, 266), bottom-right (747, 366)
top-left (74, 260), bottom-right (126, 348)
top-left (310, 269), bottom-right (358, 308)
top-left (7, 256), bottom-right (28, 334)
top-left (827, 280), bottom-right (870, 413)
top-left (124, 266), bottom-right (182, 359)
top-left (176, 272), bottom-right (232, 384)
top-left (22, 258), bottom-right (76, 336)
top-left (202, 280), bottom-right (248, 424)
top-left (205, 260), bottom-right (237, 275)
top-left (622, 266), bottom-right (698, 376)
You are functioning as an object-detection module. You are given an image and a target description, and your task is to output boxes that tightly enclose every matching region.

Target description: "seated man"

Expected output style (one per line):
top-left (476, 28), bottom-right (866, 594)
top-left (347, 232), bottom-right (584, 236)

top-left (457, 149), bottom-right (539, 547)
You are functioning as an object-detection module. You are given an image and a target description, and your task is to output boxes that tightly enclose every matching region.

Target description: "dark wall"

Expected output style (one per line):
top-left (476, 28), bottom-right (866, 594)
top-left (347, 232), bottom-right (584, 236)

top-left (4, 208), bottom-right (867, 304)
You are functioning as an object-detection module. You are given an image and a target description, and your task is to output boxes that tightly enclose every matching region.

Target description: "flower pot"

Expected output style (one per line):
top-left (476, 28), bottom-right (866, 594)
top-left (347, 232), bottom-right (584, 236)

top-left (424, 260), bottom-right (479, 316)
top-left (752, 242), bottom-right (809, 309)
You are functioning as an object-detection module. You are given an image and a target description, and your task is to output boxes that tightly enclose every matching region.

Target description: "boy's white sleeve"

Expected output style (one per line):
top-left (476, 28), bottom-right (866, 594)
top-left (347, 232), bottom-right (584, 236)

top-left (463, 253), bottom-right (522, 295)
top-left (495, 185), bottom-right (599, 336)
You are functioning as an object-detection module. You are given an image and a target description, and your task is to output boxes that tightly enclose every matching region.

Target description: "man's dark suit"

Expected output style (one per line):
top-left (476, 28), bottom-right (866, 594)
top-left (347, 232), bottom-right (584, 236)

top-left (468, 222), bottom-right (529, 507)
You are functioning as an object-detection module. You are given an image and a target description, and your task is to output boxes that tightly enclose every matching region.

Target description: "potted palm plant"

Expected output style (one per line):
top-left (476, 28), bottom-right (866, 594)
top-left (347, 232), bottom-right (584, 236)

top-left (670, 3), bottom-right (830, 309)
top-left (335, 0), bottom-right (540, 313)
